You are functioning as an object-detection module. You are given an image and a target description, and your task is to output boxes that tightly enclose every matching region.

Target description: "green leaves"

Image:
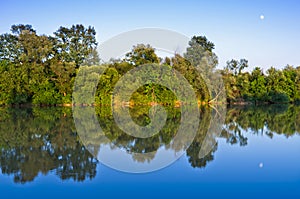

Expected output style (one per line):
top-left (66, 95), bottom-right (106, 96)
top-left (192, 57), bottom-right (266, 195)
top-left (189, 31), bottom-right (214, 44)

top-left (1, 23), bottom-right (300, 106)
top-left (31, 80), bottom-right (61, 105)
top-left (53, 24), bottom-right (97, 67)
top-left (0, 24), bottom-right (98, 105)
top-left (190, 36), bottom-right (214, 52)
top-left (0, 34), bottom-right (19, 62)
top-left (250, 67), bottom-right (267, 101)
top-left (125, 44), bottom-right (160, 66)
top-left (222, 64), bottom-right (300, 104)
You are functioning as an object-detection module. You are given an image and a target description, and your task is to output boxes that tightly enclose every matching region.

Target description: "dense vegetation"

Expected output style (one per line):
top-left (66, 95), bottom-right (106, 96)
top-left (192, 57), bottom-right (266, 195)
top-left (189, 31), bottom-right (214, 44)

top-left (0, 24), bottom-right (98, 105)
top-left (0, 24), bottom-right (300, 105)
top-left (0, 24), bottom-right (212, 106)
top-left (223, 60), bottom-right (300, 104)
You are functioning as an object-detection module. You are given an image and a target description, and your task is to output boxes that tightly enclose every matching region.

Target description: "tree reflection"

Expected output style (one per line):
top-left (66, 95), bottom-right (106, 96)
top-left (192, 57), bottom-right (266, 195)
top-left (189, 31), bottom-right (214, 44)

top-left (0, 105), bottom-right (300, 183)
top-left (0, 107), bottom-right (97, 184)
top-left (222, 104), bottom-right (300, 147)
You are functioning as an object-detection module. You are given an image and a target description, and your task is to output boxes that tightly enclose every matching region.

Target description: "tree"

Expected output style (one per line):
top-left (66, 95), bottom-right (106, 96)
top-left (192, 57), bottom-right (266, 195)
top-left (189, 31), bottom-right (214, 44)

top-left (295, 66), bottom-right (300, 102)
top-left (222, 71), bottom-right (239, 103)
top-left (266, 67), bottom-right (280, 92)
top-left (11, 24), bottom-right (36, 35)
top-left (18, 31), bottom-right (53, 64)
top-left (237, 72), bottom-right (251, 100)
top-left (172, 54), bottom-right (210, 101)
top-left (81, 48), bottom-right (100, 66)
top-left (125, 44), bottom-right (160, 66)
top-left (184, 35), bottom-right (218, 70)
top-left (226, 59), bottom-right (248, 75)
top-left (49, 61), bottom-right (76, 103)
top-left (184, 35), bottom-right (222, 102)
top-left (0, 33), bottom-right (19, 62)
top-left (190, 35), bottom-right (214, 52)
top-left (250, 67), bottom-right (267, 102)
top-left (282, 65), bottom-right (296, 101)
top-left (53, 24), bottom-right (97, 67)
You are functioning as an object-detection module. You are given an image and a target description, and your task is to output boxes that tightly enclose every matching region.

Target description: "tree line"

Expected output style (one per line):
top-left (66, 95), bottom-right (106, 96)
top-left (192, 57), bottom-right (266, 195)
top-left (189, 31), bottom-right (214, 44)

top-left (0, 24), bottom-right (98, 105)
top-left (1, 24), bottom-right (300, 105)
top-left (223, 60), bottom-right (300, 104)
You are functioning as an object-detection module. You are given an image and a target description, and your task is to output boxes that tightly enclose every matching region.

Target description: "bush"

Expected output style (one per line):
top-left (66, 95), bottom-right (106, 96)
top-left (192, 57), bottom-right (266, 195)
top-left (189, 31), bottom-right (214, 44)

top-left (32, 81), bottom-right (61, 105)
top-left (268, 91), bottom-right (289, 103)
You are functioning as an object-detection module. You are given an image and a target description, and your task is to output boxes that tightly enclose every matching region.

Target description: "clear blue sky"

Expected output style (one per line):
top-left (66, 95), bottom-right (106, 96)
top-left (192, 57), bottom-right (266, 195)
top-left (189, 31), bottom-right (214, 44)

top-left (1, 0), bottom-right (300, 70)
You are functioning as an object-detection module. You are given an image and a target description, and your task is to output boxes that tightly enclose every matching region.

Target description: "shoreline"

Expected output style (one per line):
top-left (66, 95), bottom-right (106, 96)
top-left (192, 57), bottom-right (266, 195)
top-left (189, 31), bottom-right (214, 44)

top-left (0, 100), bottom-right (296, 108)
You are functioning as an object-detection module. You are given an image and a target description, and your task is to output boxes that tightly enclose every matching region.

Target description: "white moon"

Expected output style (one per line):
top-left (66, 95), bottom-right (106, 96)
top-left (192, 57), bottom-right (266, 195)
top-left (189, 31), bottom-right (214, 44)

top-left (260, 15), bottom-right (265, 20)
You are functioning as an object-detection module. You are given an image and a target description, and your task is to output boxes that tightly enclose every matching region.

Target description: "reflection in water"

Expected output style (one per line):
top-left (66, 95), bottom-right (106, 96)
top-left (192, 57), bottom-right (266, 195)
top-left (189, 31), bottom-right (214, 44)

top-left (0, 105), bottom-right (299, 183)
top-left (0, 108), bottom-right (98, 184)
top-left (222, 105), bottom-right (300, 146)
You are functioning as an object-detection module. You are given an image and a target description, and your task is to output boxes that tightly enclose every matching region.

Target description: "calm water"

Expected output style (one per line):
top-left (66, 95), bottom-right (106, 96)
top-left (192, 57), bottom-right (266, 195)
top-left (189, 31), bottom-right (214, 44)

top-left (0, 105), bottom-right (300, 198)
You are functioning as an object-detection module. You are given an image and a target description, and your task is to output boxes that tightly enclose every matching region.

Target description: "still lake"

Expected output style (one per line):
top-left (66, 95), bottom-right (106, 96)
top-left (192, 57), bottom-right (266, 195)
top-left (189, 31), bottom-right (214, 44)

top-left (0, 105), bottom-right (300, 198)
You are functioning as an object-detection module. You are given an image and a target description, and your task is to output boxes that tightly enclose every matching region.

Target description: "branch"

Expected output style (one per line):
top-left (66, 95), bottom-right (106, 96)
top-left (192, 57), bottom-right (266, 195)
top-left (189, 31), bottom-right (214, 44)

top-left (208, 90), bottom-right (222, 103)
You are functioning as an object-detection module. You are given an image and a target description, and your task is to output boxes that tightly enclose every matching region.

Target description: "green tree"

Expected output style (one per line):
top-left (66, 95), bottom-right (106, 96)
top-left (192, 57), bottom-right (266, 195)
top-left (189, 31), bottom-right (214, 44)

top-left (226, 58), bottom-right (248, 75)
top-left (81, 48), bottom-right (100, 66)
top-left (53, 24), bottom-right (97, 67)
top-left (49, 61), bottom-right (76, 103)
top-left (249, 67), bottom-right (267, 102)
top-left (282, 65), bottom-right (296, 101)
top-left (184, 35), bottom-right (220, 102)
top-left (125, 44), bottom-right (160, 66)
top-left (0, 33), bottom-right (19, 62)
top-left (184, 35), bottom-right (218, 71)
top-left (237, 72), bottom-right (251, 100)
top-left (295, 66), bottom-right (300, 102)
top-left (11, 24), bottom-right (36, 35)
top-left (189, 35), bottom-right (215, 52)
top-left (172, 54), bottom-right (210, 101)
top-left (0, 60), bottom-right (31, 104)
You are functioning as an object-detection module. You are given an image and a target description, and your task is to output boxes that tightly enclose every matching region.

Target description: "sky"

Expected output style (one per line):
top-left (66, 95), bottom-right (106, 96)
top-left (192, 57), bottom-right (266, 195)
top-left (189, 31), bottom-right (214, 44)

top-left (1, 0), bottom-right (300, 71)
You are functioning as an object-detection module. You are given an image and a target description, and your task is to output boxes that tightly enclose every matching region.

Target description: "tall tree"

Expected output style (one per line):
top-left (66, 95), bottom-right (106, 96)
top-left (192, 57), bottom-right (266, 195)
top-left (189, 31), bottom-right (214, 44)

top-left (81, 48), bottom-right (100, 66)
top-left (250, 67), bottom-right (267, 102)
top-left (184, 35), bottom-right (218, 69)
top-left (190, 35), bottom-right (215, 52)
top-left (184, 35), bottom-right (220, 102)
top-left (53, 24), bottom-right (97, 67)
top-left (11, 24), bottom-right (36, 35)
top-left (172, 54), bottom-right (210, 101)
top-left (226, 59), bottom-right (248, 75)
top-left (18, 30), bottom-right (53, 64)
top-left (0, 33), bottom-right (19, 62)
top-left (125, 44), bottom-right (160, 66)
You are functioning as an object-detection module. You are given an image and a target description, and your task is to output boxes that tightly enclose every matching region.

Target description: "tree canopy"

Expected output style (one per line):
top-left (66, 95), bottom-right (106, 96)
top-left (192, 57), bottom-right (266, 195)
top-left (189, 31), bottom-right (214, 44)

top-left (0, 24), bottom-right (299, 106)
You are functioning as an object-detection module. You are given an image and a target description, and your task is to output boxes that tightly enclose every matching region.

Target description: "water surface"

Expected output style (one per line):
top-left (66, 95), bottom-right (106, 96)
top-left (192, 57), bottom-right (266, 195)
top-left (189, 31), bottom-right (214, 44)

top-left (0, 105), bottom-right (299, 198)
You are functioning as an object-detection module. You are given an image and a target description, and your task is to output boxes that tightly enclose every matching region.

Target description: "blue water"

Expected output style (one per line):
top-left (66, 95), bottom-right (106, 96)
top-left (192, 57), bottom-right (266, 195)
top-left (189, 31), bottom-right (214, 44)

top-left (1, 132), bottom-right (299, 199)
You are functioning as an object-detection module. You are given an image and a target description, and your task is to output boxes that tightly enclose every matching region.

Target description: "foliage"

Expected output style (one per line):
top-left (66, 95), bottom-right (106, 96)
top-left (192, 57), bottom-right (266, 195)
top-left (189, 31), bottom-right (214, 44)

top-left (226, 59), bottom-right (248, 75)
top-left (222, 63), bottom-right (300, 104)
top-left (53, 24), bottom-right (97, 67)
top-left (1, 23), bottom-right (299, 105)
top-left (125, 44), bottom-right (160, 66)
top-left (0, 24), bottom-right (97, 105)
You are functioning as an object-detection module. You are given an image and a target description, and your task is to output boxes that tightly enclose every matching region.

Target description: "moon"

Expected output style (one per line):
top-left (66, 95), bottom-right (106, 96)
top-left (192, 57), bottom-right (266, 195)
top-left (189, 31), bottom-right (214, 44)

top-left (260, 15), bottom-right (265, 20)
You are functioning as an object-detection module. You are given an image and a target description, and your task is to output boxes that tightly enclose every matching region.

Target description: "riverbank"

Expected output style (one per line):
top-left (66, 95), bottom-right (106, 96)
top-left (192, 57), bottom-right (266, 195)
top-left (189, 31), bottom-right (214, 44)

top-left (1, 100), bottom-right (297, 108)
